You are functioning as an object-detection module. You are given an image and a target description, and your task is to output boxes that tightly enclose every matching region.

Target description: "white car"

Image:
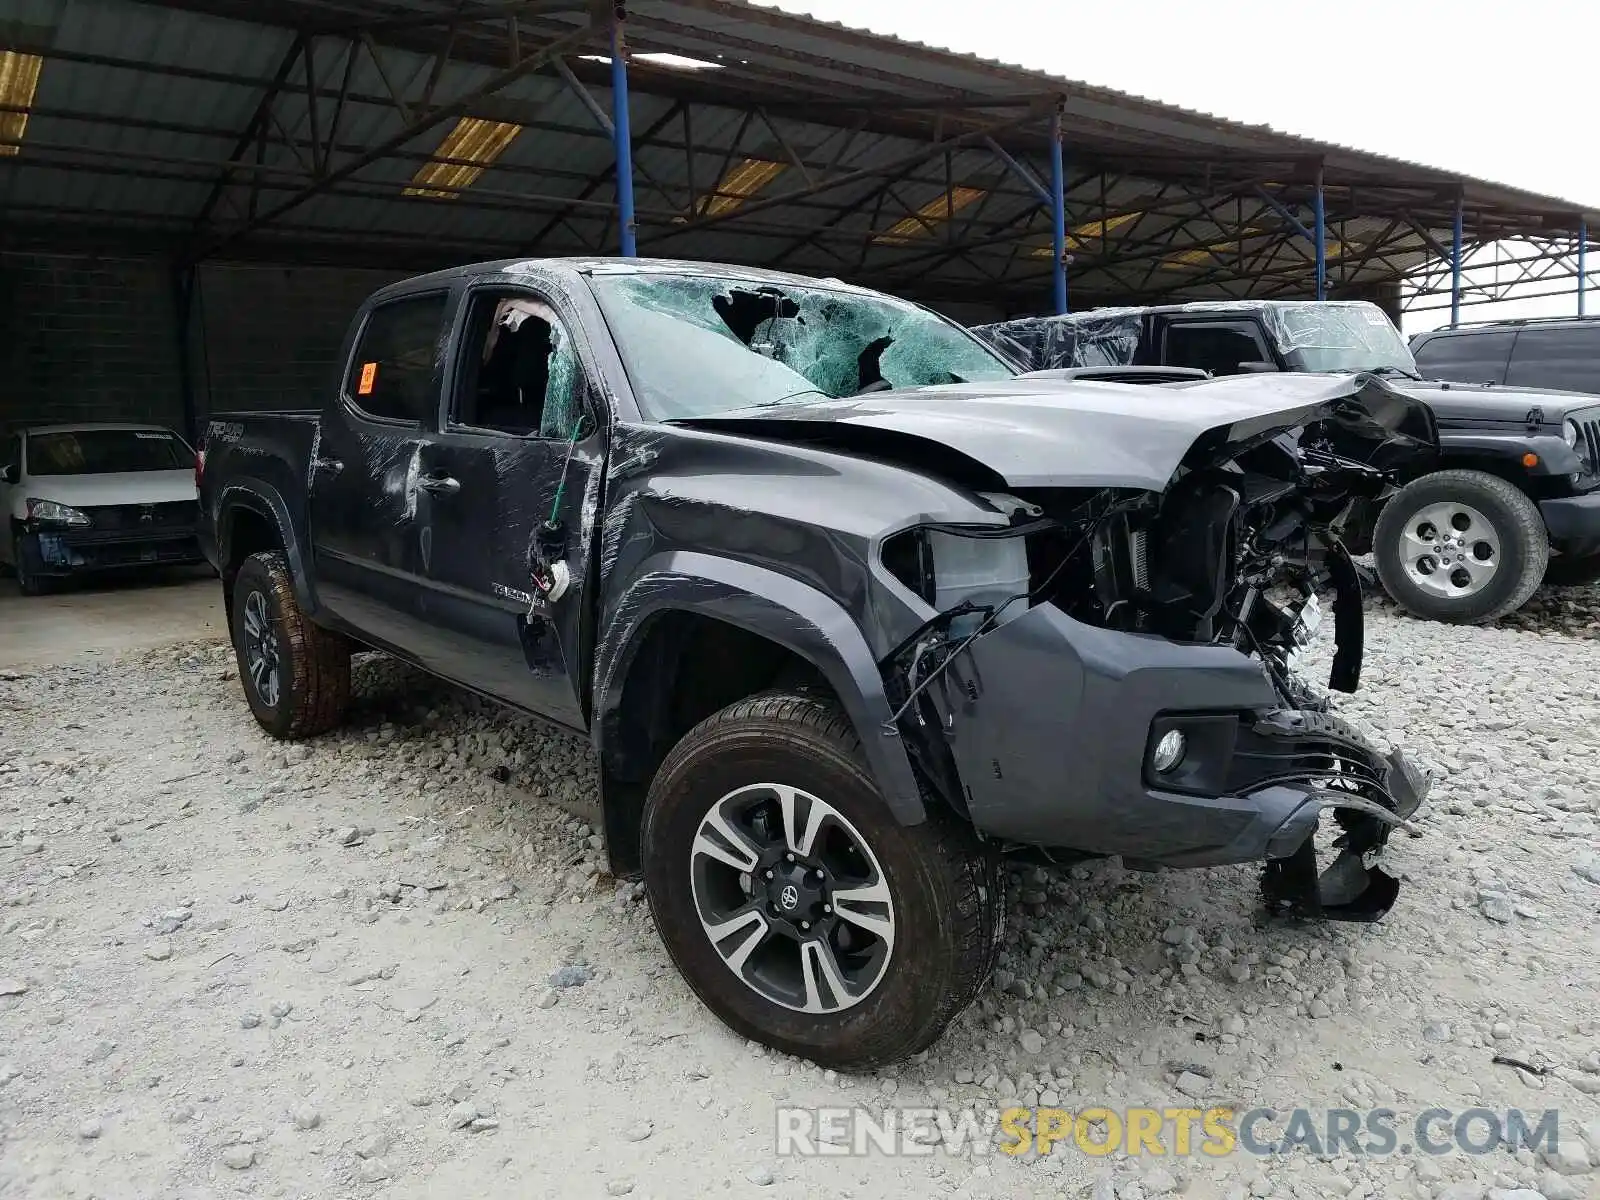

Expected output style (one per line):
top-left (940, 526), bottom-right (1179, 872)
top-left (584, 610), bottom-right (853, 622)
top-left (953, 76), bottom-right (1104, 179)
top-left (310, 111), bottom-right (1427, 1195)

top-left (1, 422), bottom-right (205, 595)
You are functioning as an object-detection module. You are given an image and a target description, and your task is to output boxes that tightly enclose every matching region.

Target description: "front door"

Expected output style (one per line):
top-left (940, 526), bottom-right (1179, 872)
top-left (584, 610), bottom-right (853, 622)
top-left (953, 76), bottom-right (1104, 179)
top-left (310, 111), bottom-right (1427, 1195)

top-left (309, 288), bottom-right (455, 653)
top-left (410, 283), bottom-right (603, 730)
top-left (1162, 319), bottom-right (1276, 376)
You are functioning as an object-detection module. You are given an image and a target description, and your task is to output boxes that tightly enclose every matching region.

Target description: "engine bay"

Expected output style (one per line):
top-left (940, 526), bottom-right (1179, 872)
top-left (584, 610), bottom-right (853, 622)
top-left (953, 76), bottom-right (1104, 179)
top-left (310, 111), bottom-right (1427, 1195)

top-left (880, 420), bottom-right (1399, 714)
top-left (874, 410), bottom-right (1432, 921)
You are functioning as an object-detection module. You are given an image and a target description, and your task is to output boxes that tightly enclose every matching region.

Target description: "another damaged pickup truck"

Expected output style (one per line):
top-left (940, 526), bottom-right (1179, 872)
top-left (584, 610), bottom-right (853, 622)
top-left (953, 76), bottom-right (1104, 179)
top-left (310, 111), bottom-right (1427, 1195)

top-left (198, 258), bottom-right (1434, 1069)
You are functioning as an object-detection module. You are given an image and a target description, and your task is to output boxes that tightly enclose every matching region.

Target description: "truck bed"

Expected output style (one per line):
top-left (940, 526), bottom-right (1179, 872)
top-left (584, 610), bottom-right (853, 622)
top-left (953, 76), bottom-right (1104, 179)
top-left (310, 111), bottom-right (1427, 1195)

top-left (197, 410), bottom-right (323, 584)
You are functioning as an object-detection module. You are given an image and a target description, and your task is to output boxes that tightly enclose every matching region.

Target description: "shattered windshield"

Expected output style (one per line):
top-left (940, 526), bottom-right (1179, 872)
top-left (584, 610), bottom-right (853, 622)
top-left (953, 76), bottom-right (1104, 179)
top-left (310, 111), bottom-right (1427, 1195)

top-left (586, 272), bottom-right (1018, 420)
top-left (1268, 302), bottom-right (1419, 377)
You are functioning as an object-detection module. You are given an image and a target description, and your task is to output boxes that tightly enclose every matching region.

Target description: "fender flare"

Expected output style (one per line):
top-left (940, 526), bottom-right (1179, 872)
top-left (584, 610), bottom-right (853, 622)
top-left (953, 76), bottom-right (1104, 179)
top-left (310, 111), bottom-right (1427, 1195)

top-left (593, 550), bottom-right (926, 826)
top-left (215, 478), bottom-right (319, 615)
top-left (1435, 431), bottom-right (1582, 478)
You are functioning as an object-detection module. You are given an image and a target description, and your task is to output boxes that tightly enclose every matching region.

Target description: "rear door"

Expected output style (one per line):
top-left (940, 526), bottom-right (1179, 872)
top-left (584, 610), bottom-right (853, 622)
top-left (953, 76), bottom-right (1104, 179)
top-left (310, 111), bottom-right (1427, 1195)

top-left (309, 288), bottom-right (456, 653)
top-left (1411, 329), bottom-right (1515, 384)
top-left (1160, 319), bottom-right (1276, 376)
top-left (1503, 324), bottom-right (1600, 394)
top-left (408, 280), bottom-right (605, 729)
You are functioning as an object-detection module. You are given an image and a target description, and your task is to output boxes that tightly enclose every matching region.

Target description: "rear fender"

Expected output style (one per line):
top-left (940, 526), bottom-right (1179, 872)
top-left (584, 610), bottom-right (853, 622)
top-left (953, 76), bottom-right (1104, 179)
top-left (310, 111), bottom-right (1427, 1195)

top-left (593, 550), bottom-right (926, 826)
top-left (216, 479), bottom-right (318, 615)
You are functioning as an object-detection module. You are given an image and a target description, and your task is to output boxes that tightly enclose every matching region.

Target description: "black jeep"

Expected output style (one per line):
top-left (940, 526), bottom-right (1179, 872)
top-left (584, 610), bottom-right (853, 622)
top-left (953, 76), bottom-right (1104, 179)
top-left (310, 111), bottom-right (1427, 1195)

top-left (975, 301), bottom-right (1600, 623)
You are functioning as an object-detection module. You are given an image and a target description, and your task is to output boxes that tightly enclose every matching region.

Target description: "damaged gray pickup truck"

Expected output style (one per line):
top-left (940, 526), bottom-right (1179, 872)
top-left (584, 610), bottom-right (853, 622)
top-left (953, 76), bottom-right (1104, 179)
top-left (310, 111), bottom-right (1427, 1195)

top-left (198, 258), bottom-right (1435, 1070)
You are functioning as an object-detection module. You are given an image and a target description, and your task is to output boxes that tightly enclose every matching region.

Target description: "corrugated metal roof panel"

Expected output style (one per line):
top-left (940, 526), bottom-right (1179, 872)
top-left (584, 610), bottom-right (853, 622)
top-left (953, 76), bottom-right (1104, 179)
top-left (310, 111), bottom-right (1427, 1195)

top-left (0, 0), bottom-right (1588, 311)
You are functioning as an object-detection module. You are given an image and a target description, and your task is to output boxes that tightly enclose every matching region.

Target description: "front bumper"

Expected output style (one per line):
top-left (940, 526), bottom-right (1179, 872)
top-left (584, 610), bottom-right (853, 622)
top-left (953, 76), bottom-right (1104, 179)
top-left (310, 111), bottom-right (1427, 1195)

top-left (1539, 490), bottom-right (1600, 542)
top-left (921, 603), bottom-right (1428, 917)
top-left (24, 528), bottom-right (205, 576)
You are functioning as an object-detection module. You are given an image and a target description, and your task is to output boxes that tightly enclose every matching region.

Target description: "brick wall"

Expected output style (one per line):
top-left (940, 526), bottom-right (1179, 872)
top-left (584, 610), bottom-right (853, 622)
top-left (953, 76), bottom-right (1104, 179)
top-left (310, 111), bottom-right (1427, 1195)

top-left (0, 252), bottom-right (1019, 434)
top-left (192, 262), bottom-right (404, 417)
top-left (0, 253), bottom-right (403, 438)
top-left (0, 252), bottom-right (186, 434)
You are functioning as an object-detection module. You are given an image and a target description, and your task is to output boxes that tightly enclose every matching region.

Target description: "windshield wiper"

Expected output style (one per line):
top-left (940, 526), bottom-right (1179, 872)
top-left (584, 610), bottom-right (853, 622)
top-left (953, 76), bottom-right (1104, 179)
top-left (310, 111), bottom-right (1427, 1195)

top-left (1368, 365), bottom-right (1422, 381)
top-left (753, 388), bottom-right (830, 408)
top-left (848, 379), bottom-right (894, 397)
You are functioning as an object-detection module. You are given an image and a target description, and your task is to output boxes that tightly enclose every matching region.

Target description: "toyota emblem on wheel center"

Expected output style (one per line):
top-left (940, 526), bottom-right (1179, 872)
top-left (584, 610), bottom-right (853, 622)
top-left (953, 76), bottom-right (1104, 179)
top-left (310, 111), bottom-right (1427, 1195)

top-left (779, 885), bottom-right (799, 910)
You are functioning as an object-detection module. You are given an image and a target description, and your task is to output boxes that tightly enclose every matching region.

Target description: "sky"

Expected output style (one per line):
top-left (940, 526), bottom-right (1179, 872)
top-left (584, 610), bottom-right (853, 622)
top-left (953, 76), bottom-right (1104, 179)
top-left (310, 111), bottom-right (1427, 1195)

top-left (758, 0), bottom-right (1600, 333)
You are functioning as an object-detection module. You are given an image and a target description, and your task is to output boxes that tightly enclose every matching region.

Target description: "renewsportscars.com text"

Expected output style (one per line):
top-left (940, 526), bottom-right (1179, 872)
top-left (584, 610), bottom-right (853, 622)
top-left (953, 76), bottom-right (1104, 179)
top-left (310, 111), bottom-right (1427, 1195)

top-left (774, 1105), bottom-right (1563, 1159)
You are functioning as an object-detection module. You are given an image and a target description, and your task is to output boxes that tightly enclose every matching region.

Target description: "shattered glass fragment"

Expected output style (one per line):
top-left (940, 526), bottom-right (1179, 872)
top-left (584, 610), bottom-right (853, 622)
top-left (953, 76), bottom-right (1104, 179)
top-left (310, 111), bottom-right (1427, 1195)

top-left (588, 274), bottom-right (1014, 420)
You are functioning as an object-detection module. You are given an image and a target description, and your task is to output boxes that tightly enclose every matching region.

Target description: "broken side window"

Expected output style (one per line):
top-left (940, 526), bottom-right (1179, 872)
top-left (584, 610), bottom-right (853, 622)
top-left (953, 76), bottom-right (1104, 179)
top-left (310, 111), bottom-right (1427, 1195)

top-left (586, 273), bottom-right (1016, 420)
top-left (452, 292), bottom-right (586, 439)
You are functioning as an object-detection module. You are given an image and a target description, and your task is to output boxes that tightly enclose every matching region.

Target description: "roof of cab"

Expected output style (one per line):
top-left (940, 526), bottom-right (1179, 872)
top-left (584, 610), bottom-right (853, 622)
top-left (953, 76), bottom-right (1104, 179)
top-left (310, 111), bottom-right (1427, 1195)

top-left (365, 256), bottom-right (895, 306)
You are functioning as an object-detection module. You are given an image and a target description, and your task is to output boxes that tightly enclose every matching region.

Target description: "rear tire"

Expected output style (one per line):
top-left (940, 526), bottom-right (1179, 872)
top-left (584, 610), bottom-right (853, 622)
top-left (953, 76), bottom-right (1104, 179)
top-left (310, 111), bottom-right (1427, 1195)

top-left (230, 551), bottom-right (350, 738)
top-left (641, 692), bottom-right (1001, 1071)
top-left (1373, 470), bottom-right (1547, 623)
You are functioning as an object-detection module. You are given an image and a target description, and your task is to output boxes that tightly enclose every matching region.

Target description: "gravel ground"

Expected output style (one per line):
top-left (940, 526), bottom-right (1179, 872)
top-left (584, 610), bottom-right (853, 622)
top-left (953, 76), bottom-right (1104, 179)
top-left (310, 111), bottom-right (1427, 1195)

top-left (2, 583), bottom-right (1598, 1200)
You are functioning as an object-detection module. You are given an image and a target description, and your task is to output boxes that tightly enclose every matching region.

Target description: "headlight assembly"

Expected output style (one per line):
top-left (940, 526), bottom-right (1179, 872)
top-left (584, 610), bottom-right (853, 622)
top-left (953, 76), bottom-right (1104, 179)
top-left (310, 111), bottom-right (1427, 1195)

top-left (26, 499), bottom-right (92, 528)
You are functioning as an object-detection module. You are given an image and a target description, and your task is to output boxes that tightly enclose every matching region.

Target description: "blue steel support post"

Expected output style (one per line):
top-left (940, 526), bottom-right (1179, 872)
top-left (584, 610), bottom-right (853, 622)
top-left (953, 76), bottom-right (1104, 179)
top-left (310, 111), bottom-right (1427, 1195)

top-left (1049, 105), bottom-right (1068, 314)
top-left (1580, 220), bottom-right (1588, 317)
top-left (610, 17), bottom-right (637, 257)
top-left (1313, 167), bottom-right (1326, 301)
top-left (1451, 191), bottom-right (1464, 327)
top-left (983, 136), bottom-right (1051, 207)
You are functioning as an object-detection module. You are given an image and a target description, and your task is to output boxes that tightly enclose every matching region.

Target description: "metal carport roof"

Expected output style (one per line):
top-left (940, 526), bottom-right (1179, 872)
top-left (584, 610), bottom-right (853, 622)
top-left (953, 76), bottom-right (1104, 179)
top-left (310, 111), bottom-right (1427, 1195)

top-left (2, 0), bottom-right (1595, 316)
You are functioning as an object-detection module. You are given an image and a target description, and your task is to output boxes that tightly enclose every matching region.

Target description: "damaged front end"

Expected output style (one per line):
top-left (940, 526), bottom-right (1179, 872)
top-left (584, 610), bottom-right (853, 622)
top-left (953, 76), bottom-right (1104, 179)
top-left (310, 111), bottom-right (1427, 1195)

top-left (875, 375), bottom-right (1436, 922)
top-left (1244, 710), bottom-right (1428, 921)
top-left (590, 263), bottom-right (1434, 922)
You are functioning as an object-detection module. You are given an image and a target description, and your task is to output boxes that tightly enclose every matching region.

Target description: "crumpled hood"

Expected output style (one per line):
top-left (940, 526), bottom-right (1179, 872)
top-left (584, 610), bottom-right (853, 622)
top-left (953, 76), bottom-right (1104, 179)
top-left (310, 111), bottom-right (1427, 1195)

top-left (1388, 377), bottom-right (1600, 425)
top-left (673, 372), bottom-right (1435, 492)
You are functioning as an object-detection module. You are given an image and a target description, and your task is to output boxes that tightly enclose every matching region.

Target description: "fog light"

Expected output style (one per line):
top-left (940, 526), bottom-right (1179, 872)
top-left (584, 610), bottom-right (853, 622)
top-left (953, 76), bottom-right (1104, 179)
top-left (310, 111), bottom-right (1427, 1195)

top-left (1152, 730), bottom-right (1187, 773)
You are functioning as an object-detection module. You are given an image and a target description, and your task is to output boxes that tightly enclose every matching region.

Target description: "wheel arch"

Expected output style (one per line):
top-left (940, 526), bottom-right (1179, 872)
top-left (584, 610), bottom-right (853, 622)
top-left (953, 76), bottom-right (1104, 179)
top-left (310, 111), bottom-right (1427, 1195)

top-left (593, 552), bottom-right (927, 878)
top-left (216, 479), bottom-right (317, 624)
top-left (1431, 432), bottom-right (1581, 490)
top-left (1427, 447), bottom-right (1532, 488)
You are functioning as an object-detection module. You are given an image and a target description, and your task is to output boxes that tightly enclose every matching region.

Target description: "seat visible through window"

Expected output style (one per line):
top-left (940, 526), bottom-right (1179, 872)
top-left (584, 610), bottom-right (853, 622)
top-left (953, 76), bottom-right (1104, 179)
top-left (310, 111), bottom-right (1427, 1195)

top-left (460, 296), bottom-right (582, 438)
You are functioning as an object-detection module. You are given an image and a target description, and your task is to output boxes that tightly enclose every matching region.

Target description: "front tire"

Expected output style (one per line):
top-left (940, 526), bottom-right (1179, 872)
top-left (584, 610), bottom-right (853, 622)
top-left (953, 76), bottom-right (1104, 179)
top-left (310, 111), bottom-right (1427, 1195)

top-left (1374, 470), bottom-right (1547, 623)
top-left (641, 693), bottom-right (1001, 1071)
top-left (230, 550), bottom-right (350, 738)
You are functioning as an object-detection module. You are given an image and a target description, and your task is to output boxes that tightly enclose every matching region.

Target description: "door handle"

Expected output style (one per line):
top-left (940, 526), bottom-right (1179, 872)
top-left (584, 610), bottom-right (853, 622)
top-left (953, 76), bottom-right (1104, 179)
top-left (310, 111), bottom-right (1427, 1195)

top-left (312, 456), bottom-right (344, 475)
top-left (417, 472), bottom-right (460, 496)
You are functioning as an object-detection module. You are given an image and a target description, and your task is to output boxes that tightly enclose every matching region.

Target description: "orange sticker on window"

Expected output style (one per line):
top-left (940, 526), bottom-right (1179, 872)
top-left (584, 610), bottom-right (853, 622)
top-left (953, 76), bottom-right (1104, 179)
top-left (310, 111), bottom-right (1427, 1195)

top-left (357, 362), bottom-right (378, 395)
